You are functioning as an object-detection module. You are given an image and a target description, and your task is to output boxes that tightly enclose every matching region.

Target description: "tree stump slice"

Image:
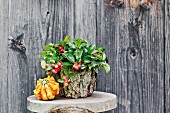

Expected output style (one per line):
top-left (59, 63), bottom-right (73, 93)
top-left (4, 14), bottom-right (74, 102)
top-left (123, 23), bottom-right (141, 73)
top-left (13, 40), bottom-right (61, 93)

top-left (49, 107), bottom-right (94, 113)
top-left (27, 91), bottom-right (117, 113)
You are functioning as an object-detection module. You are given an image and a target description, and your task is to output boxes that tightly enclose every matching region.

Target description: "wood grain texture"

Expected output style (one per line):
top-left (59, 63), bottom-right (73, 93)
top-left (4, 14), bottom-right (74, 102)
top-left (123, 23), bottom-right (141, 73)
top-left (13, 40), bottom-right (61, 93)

top-left (74, 0), bottom-right (97, 44)
top-left (0, 0), bottom-right (73, 113)
top-left (96, 0), bottom-right (165, 113)
top-left (0, 0), bottom-right (9, 112)
top-left (165, 0), bottom-right (170, 112)
top-left (0, 0), bottom-right (168, 113)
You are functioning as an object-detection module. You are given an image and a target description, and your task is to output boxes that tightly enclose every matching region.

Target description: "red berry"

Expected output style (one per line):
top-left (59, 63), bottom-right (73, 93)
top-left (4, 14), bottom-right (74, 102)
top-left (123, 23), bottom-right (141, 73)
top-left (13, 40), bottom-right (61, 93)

top-left (78, 64), bottom-right (81, 68)
top-left (58, 62), bottom-right (62, 67)
top-left (73, 63), bottom-right (78, 70)
top-left (45, 64), bottom-right (49, 68)
top-left (63, 75), bottom-right (69, 86)
top-left (55, 68), bottom-right (61, 72)
top-left (51, 64), bottom-right (55, 68)
top-left (73, 62), bottom-right (81, 70)
top-left (58, 46), bottom-right (64, 50)
top-left (55, 65), bottom-right (58, 68)
top-left (93, 52), bottom-right (97, 55)
top-left (60, 49), bottom-right (65, 53)
top-left (73, 65), bottom-right (79, 70)
top-left (73, 64), bottom-right (76, 69)
top-left (65, 79), bottom-right (68, 83)
top-left (63, 75), bottom-right (67, 80)
top-left (52, 69), bottom-right (57, 74)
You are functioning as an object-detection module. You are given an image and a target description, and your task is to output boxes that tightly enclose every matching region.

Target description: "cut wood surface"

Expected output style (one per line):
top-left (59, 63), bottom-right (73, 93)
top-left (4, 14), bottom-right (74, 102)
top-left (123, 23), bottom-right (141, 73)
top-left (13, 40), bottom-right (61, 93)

top-left (27, 91), bottom-right (117, 113)
top-left (0, 0), bottom-right (169, 113)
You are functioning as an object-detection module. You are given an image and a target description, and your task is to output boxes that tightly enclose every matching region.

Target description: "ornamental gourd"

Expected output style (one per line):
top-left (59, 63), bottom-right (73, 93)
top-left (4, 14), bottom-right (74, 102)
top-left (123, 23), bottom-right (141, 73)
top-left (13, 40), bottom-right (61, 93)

top-left (33, 76), bottom-right (59, 100)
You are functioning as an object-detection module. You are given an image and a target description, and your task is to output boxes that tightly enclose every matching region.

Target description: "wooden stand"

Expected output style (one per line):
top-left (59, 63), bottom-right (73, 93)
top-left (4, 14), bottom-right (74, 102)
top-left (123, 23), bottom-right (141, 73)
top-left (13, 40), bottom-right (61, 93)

top-left (27, 91), bottom-right (117, 113)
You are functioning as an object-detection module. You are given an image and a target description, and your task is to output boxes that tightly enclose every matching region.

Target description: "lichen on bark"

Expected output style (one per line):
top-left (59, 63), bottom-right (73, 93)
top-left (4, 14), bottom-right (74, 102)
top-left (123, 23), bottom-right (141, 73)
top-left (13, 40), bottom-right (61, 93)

top-left (62, 69), bottom-right (96, 98)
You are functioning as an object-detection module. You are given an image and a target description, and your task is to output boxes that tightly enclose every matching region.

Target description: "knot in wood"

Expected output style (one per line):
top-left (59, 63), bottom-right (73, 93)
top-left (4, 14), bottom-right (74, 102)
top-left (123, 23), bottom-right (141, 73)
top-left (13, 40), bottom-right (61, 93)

top-left (130, 47), bottom-right (138, 60)
top-left (8, 33), bottom-right (26, 53)
top-left (140, 1), bottom-right (152, 10)
top-left (106, 0), bottom-right (124, 8)
top-left (47, 11), bottom-right (50, 15)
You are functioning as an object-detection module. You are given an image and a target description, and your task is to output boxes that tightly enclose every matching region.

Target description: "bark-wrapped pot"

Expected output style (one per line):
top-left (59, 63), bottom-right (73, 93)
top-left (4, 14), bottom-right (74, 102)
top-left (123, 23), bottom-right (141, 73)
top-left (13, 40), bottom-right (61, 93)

top-left (60, 69), bottom-right (96, 98)
top-left (37, 36), bottom-right (110, 100)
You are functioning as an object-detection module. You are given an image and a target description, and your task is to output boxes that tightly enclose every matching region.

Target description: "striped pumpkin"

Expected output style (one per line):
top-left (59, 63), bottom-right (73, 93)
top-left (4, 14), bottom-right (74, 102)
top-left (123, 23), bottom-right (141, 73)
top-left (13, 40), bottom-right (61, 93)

top-left (33, 76), bottom-right (59, 100)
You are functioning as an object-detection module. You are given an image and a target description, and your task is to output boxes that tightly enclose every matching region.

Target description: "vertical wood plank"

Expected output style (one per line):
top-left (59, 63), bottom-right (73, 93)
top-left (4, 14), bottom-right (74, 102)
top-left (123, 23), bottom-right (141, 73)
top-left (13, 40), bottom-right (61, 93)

top-left (96, 0), bottom-right (165, 113)
top-left (0, 0), bottom-right (9, 113)
top-left (165, 0), bottom-right (170, 112)
top-left (137, 2), bottom-right (165, 113)
top-left (96, 1), bottom-right (130, 112)
top-left (74, 0), bottom-right (97, 43)
top-left (6, 0), bottom-right (74, 112)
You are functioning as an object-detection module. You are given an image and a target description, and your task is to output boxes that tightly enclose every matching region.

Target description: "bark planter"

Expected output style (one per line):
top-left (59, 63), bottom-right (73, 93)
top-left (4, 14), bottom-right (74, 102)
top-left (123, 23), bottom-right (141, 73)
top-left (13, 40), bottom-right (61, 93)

top-left (61, 69), bottom-right (96, 98)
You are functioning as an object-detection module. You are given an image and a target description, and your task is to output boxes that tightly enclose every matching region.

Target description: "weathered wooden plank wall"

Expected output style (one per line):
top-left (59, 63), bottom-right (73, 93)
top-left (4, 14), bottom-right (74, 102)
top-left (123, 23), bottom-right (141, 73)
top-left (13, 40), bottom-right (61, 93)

top-left (165, 0), bottom-right (170, 112)
top-left (0, 0), bottom-right (169, 113)
top-left (96, 0), bottom-right (165, 113)
top-left (0, 0), bottom-right (9, 112)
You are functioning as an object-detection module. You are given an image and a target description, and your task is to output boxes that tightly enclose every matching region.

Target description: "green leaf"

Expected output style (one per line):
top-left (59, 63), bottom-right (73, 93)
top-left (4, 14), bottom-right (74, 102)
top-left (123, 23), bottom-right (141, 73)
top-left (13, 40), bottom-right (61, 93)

top-left (45, 66), bottom-right (52, 71)
top-left (48, 43), bottom-right (54, 46)
top-left (38, 57), bottom-right (42, 60)
top-left (87, 45), bottom-right (95, 54)
top-left (64, 53), bottom-right (75, 63)
top-left (87, 55), bottom-right (97, 60)
top-left (96, 55), bottom-right (102, 60)
top-left (68, 73), bottom-right (74, 79)
top-left (64, 35), bottom-right (71, 43)
top-left (58, 41), bottom-right (65, 46)
top-left (62, 62), bottom-right (73, 66)
top-left (81, 64), bottom-right (87, 69)
top-left (74, 38), bottom-right (83, 48)
top-left (90, 62), bottom-right (98, 68)
top-left (64, 70), bottom-right (69, 75)
top-left (90, 45), bottom-right (95, 49)
top-left (103, 63), bottom-right (110, 74)
top-left (75, 49), bottom-right (83, 61)
top-left (97, 47), bottom-right (103, 52)
top-left (52, 56), bottom-right (59, 62)
top-left (77, 58), bottom-right (81, 62)
top-left (84, 48), bottom-right (88, 53)
top-left (50, 48), bottom-right (56, 52)
top-left (49, 59), bottom-right (55, 63)
top-left (41, 60), bottom-right (46, 69)
top-left (40, 51), bottom-right (46, 55)
top-left (80, 42), bottom-right (87, 48)
top-left (93, 67), bottom-right (99, 73)
top-left (68, 49), bottom-right (74, 54)
top-left (57, 79), bottom-right (64, 83)
top-left (62, 65), bottom-right (69, 69)
top-left (102, 52), bottom-right (106, 61)
top-left (83, 57), bottom-right (91, 63)
top-left (84, 59), bottom-right (91, 63)
top-left (68, 42), bottom-right (76, 49)
top-left (44, 45), bottom-right (51, 50)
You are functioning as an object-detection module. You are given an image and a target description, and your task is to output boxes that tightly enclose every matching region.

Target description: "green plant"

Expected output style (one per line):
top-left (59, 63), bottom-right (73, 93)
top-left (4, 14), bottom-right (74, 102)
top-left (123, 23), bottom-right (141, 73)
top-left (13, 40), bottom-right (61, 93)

top-left (39, 36), bottom-right (110, 84)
